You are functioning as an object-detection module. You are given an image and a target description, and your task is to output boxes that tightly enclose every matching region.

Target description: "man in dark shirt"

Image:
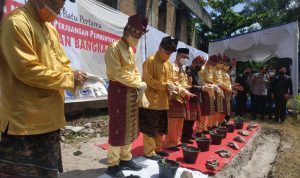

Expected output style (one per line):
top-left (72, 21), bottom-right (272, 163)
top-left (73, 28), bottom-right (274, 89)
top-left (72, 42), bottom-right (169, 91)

top-left (181, 56), bottom-right (205, 143)
top-left (235, 67), bottom-right (251, 117)
top-left (267, 67), bottom-right (276, 119)
top-left (271, 67), bottom-right (293, 123)
top-left (0, 0), bottom-right (5, 19)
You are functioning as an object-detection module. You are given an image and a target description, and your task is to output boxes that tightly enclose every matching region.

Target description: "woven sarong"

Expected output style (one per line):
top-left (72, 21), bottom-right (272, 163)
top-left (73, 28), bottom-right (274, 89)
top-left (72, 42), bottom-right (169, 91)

top-left (214, 90), bottom-right (224, 113)
top-left (0, 130), bottom-right (62, 178)
top-left (189, 102), bottom-right (200, 121)
top-left (108, 81), bottom-right (139, 146)
top-left (168, 98), bottom-right (189, 119)
top-left (200, 91), bottom-right (215, 116)
top-left (223, 91), bottom-right (231, 115)
top-left (139, 108), bottom-right (168, 137)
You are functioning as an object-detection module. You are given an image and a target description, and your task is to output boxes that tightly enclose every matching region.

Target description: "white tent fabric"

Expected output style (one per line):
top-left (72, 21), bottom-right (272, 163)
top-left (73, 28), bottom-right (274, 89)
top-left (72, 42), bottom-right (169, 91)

top-left (209, 22), bottom-right (299, 96)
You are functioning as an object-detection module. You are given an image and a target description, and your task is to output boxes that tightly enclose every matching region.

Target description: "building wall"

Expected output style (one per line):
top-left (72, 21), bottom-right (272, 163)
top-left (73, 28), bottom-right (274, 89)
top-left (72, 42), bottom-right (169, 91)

top-left (146, 0), bottom-right (159, 28)
top-left (101, 0), bottom-right (200, 48)
top-left (118, 0), bottom-right (136, 16)
top-left (180, 14), bottom-right (188, 44)
top-left (165, 1), bottom-right (176, 36)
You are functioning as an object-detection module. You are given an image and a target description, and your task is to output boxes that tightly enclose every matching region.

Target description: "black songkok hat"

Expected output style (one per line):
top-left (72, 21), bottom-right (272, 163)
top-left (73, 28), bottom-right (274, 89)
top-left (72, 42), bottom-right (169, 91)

top-left (177, 48), bottom-right (189, 54)
top-left (160, 36), bottom-right (178, 52)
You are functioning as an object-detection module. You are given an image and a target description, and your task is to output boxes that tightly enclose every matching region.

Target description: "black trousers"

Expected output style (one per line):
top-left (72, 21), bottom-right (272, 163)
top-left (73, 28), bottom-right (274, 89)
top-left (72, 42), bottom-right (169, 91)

top-left (181, 120), bottom-right (195, 140)
top-left (267, 95), bottom-right (274, 118)
top-left (252, 94), bottom-right (268, 119)
top-left (236, 94), bottom-right (247, 116)
top-left (274, 96), bottom-right (287, 122)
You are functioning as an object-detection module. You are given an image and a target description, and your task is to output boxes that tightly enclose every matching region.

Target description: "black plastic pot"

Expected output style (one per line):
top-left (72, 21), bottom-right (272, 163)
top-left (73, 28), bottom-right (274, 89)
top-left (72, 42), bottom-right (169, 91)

top-left (226, 124), bottom-right (235, 133)
top-left (235, 120), bottom-right (244, 130)
top-left (217, 128), bottom-right (228, 138)
top-left (210, 133), bottom-right (223, 145)
top-left (182, 146), bottom-right (201, 164)
top-left (158, 159), bottom-right (179, 178)
top-left (196, 138), bottom-right (210, 152)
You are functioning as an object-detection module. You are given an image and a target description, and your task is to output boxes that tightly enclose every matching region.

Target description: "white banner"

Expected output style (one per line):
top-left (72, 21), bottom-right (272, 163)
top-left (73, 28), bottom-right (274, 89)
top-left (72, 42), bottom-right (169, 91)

top-left (3, 0), bottom-right (208, 103)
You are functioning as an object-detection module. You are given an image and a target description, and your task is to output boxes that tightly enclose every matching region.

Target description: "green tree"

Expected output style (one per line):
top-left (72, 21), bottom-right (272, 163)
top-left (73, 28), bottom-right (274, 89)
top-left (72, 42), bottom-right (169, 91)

top-left (242, 0), bottom-right (300, 28)
top-left (198, 0), bottom-right (300, 41)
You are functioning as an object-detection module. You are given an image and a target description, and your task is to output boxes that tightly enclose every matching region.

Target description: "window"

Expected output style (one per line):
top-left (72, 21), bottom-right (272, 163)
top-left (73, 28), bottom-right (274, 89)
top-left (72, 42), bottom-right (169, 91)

top-left (136, 0), bottom-right (146, 17)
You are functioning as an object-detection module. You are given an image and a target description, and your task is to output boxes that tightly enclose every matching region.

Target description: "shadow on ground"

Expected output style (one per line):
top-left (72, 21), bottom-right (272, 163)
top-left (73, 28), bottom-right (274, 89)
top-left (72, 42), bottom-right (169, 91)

top-left (59, 168), bottom-right (106, 178)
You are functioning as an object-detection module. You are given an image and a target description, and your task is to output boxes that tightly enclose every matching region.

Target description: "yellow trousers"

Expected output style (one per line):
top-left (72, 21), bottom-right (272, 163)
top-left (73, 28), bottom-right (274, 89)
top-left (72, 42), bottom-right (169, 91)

top-left (212, 114), bottom-right (219, 126)
top-left (143, 134), bottom-right (164, 157)
top-left (107, 144), bottom-right (132, 166)
top-left (196, 116), bottom-right (208, 132)
top-left (217, 113), bottom-right (225, 124)
top-left (165, 118), bottom-right (184, 148)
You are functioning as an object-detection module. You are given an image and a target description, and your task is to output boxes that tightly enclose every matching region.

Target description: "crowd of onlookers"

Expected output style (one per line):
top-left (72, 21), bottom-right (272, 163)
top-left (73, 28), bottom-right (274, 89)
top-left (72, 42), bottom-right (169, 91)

top-left (233, 66), bottom-right (293, 123)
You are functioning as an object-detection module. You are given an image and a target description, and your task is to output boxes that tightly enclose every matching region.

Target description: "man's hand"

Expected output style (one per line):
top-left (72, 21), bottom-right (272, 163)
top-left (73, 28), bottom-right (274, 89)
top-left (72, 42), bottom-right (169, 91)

top-left (73, 70), bottom-right (87, 87)
top-left (184, 90), bottom-right (196, 100)
top-left (166, 83), bottom-right (175, 95)
top-left (138, 82), bottom-right (147, 90)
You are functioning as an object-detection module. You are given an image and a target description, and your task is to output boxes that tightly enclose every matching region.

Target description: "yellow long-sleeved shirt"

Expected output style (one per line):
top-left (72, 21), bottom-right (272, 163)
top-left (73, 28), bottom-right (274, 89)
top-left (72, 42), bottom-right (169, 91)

top-left (213, 67), bottom-right (224, 86)
top-left (222, 71), bottom-right (232, 92)
top-left (171, 63), bottom-right (191, 98)
top-left (142, 53), bottom-right (173, 110)
top-left (105, 39), bottom-right (142, 88)
top-left (0, 3), bottom-right (74, 135)
top-left (199, 64), bottom-right (214, 84)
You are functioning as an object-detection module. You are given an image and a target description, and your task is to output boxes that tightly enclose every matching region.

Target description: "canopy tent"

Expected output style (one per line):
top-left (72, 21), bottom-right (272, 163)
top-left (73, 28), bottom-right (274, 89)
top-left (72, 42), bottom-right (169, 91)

top-left (209, 22), bottom-right (299, 96)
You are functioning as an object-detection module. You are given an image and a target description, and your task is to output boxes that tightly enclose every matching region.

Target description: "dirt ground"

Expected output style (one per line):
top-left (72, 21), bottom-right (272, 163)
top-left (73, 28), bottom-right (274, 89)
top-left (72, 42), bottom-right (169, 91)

top-left (59, 111), bottom-right (300, 178)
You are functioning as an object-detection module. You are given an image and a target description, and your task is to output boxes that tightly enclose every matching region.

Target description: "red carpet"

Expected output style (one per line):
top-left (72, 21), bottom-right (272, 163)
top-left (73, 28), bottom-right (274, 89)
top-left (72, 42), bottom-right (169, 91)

top-left (96, 123), bottom-right (259, 175)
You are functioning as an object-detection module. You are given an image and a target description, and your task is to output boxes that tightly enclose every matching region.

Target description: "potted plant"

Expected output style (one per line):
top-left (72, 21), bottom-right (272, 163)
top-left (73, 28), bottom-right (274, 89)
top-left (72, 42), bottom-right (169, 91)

top-left (216, 127), bottom-right (228, 138)
top-left (234, 116), bottom-right (244, 130)
top-left (209, 130), bottom-right (223, 145)
top-left (226, 123), bottom-right (235, 133)
top-left (181, 144), bottom-right (201, 164)
top-left (195, 133), bottom-right (210, 152)
top-left (158, 158), bottom-right (179, 178)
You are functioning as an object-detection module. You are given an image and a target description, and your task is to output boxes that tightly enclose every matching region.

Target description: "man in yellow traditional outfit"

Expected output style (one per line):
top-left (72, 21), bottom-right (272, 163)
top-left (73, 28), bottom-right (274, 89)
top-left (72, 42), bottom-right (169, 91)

top-left (139, 36), bottom-right (178, 160)
top-left (0, 0), bottom-right (87, 177)
top-left (104, 14), bottom-right (148, 177)
top-left (220, 56), bottom-right (233, 124)
top-left (213, 54), bottom-right (226, 126)
top-left (181, 56), bottom-right (206, 143)
top-left (165, 48), bottom-right (195, 151)
top-left (196, 55), bottom-right (218, 134)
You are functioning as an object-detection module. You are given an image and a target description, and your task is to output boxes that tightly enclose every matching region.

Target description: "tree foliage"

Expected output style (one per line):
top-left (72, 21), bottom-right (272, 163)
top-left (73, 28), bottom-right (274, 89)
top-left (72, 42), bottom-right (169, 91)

top-left (198, 0), bottom-right (300, 41)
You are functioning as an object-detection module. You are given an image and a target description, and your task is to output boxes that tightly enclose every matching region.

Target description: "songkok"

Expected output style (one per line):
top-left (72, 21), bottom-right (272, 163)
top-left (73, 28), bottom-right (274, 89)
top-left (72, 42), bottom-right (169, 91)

top-left (208, 55), bottom-right (218, 64)
top-left (222, 55), bottom-right (231, 64)
top-left (192, 56), bottom-right (206, 65)
top-left (126, 14), bottom-right (148, 34)
top-left (177, 48), bottom-right (189, 54)
top-left (160, 36), bottom-right (178, 52)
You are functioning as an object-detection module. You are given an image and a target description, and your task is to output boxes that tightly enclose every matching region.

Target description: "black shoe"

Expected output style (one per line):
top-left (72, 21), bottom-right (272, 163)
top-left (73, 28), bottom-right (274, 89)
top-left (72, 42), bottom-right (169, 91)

top-left (106, 165), bottom-right (125, 178)
top-left (145, 154), bottom-right (163, 160)
top-left (202, 130), bottom-right (209, 134)
top-left (195, 132), bottom-right (202, 137)
top-left (125, 174), bottom-right (141, 178)
top-left (119, 159), bottom-right (142, 171)
top-left (181, 139), bottom-right (193, 144)
top-left (167, 146), bottom-right (180, 151)
top-left (207, 127), bottom-right (214, 131)
top-left (156, 150), bottom-right (169, 157)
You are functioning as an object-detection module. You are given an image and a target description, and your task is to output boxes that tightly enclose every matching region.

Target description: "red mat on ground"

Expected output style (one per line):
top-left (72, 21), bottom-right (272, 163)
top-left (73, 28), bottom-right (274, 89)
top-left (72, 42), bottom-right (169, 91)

top-left (96, 123), bottom-right (259, 175)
